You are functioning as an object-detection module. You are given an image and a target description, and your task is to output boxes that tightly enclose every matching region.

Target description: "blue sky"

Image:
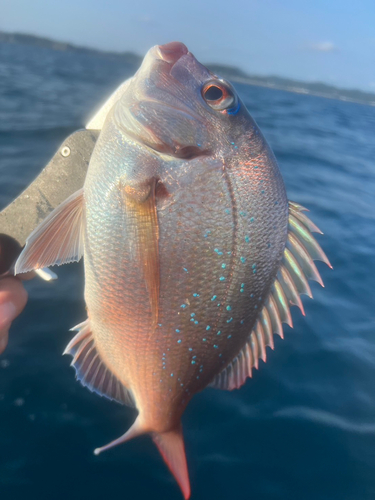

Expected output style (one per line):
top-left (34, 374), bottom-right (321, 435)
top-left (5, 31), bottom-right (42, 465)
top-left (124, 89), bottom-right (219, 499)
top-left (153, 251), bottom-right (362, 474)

top-left (2, 0), bottom-right (375, 91)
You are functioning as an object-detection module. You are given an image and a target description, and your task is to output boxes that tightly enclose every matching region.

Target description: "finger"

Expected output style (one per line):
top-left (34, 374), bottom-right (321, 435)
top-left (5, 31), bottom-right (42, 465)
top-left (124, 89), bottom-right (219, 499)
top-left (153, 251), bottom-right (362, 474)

top-left (0, 277), bottom-right (28, 354)
top-left (0, 330), bottom-right (8, 354)
top-left (19, 271), bottom-right (35, 281)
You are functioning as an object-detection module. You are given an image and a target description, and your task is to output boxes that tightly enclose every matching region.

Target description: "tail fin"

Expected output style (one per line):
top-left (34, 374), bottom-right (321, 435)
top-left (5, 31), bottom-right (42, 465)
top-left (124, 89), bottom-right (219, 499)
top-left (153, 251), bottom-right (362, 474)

top-left (93, 417), bottom-right (190, 499)
top-left (152, 423), bottom-right (190, 500)
top-left (93, 417), bottom-right (143, 455)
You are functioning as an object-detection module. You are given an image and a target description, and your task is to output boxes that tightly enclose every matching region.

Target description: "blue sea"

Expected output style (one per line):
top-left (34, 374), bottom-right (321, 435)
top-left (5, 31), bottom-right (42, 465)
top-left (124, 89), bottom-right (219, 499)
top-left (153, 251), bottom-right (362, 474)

top-left (0, 42), bottom-right (374, 500)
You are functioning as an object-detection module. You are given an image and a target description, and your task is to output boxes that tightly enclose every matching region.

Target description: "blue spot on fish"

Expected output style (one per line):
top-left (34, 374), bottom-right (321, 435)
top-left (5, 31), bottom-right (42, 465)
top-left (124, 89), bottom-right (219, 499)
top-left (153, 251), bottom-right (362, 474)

top-left (211, 295), bottom-right (217, 301)
top-left (245, 235), bottom-right (250, 243)
top-left (217, 331), bottom-right (221, 335)
top-left (180, 304), bottom-right (187, 309)
top-left (194, 320), bottom-right (199, 325)
top-left (213, 345), bottom-right (218, 349)
top-left (227, 317), bottom-right (233, 323)
top-left (219, 277), bottom-right (225, 281)
top-left (226, 305), bottom-right (232, 311)
top-left (206, 326), bottom-right (211, 331)
top-left (183, 268), bottom-right (188, 273)
top-left (177, 339), bottom-right (182, 344)
top-left (227, 334), bottom-right (232, 339)
top-left (191, 313), bottom-right (195, 317)
top-left (175, 329), bottom-right (180, 333)
top-left (240, 256), bottom-right (246, 264)
top-left (227, 102), bottom-right (240, 115)
top-left (221, 263), bottom-right (226, 269)
top-left (191, 360), bottom-right (196, 364)
top-left (193, 293), bottom-right (200, 297)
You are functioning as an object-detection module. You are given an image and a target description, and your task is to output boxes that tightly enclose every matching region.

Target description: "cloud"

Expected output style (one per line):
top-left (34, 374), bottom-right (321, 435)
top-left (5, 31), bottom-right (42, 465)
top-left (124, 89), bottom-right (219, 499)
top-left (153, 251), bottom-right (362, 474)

top-left (309, 41), bottom-right (337, 52)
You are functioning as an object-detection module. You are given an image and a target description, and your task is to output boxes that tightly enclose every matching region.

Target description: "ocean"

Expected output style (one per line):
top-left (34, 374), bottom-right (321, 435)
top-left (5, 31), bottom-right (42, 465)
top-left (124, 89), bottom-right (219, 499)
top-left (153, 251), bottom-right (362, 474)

top-left (0, 41), bottom-right (374, 500)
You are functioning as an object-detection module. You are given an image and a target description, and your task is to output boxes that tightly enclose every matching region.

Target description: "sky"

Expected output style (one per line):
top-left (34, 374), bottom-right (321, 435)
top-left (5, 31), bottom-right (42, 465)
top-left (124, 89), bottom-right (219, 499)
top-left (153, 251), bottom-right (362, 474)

top-left (1, 0), bottom-right (375, 91)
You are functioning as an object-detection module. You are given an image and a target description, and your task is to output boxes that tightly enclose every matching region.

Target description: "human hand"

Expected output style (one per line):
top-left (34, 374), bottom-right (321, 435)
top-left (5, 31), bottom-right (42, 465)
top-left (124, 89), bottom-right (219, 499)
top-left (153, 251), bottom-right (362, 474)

top-left (0, 277), bottom-right (28, 354)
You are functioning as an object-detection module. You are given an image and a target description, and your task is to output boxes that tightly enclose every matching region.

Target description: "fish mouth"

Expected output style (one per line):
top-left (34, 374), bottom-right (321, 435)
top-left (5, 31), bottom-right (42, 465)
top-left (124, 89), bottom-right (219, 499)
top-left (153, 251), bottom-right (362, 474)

top-left (156, 42), bottom-right (189, 66)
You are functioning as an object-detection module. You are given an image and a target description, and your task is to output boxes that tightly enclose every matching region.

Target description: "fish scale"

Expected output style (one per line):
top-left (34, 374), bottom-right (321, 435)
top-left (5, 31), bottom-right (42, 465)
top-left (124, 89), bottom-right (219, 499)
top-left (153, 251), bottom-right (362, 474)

top-left (15, 42), bottom-right (331, 499)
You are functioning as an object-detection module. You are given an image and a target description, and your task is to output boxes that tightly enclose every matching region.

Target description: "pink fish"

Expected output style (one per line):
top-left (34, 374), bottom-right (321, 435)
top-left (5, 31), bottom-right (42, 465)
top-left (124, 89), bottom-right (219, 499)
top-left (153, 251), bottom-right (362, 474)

top-left (15, 42), bottom-right (331, 498)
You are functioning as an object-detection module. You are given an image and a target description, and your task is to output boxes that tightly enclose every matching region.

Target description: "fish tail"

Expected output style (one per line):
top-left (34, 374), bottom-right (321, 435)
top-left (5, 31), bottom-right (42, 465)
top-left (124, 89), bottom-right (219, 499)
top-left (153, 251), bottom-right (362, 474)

top-left (93, 418), bottom-right (190, 499)
top-left (152, 423), bottom-right (190, 500)
top-left (93, 416), bottom-right (144, 456)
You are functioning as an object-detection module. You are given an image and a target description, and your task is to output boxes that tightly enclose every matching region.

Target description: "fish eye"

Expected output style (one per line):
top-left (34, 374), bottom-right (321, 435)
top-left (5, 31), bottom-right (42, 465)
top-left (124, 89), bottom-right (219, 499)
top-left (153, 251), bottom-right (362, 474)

top-left (204, 85), bottom-right (223, 101)
top-left (201, 80), bottom-right (238, 113)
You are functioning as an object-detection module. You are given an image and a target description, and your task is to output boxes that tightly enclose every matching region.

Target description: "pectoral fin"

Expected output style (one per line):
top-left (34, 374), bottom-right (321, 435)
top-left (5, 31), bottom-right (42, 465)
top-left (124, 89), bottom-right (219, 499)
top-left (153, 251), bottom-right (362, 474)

top-left (15, 188), bottom-right (84, 274)
top-left (122, 179), bottom-right (159, 327)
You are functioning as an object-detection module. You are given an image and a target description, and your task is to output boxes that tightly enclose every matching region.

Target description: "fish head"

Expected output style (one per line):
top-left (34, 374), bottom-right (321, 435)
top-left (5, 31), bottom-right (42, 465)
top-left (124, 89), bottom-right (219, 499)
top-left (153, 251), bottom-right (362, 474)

top-left (113, 42), bottom-right (262, 163)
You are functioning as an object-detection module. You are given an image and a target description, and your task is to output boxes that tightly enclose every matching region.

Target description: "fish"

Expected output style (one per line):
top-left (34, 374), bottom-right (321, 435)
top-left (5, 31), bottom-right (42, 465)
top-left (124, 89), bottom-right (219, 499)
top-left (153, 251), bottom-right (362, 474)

top-left (14, 41), bottom-right (331, 499)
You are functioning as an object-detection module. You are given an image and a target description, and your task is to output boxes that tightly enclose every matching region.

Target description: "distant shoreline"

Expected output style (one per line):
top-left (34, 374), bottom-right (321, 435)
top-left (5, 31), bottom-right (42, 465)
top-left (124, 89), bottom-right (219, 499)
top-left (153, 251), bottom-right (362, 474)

top-left (1, 31), bottom-right (374, 107)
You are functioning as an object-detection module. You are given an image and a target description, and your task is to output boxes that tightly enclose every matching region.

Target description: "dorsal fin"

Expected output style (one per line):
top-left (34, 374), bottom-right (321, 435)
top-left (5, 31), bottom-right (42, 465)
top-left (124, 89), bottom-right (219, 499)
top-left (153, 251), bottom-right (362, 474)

top-left (63, 319), bottom-right (134, 407)
top-left (15, 188), bottom-right (84, 275)
top-left (209, 201), bottom-right (331, 391)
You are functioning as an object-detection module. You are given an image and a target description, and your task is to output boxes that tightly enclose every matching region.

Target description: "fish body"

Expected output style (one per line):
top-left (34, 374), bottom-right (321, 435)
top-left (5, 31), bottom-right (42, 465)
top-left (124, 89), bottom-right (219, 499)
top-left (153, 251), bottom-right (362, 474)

top-left (15, 42), bottom-right (330, 499)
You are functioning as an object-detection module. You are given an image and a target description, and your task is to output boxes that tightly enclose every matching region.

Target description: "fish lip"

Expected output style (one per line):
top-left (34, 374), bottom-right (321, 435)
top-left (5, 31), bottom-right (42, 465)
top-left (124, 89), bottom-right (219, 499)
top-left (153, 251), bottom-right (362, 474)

top-left (156, 42), bottom-right (189, 66)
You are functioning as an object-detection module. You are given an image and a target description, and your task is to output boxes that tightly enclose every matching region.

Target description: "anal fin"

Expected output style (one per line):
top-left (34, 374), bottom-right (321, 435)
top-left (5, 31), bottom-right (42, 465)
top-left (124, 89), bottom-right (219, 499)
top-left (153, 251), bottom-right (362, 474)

top-left (64, 319), bottom-right (134, 407)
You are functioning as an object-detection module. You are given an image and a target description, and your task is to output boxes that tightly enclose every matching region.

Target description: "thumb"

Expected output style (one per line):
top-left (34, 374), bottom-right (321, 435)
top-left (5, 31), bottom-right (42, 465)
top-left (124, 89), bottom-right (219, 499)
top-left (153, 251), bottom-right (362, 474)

top-left (0, 277), bottom-right (28, 354)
